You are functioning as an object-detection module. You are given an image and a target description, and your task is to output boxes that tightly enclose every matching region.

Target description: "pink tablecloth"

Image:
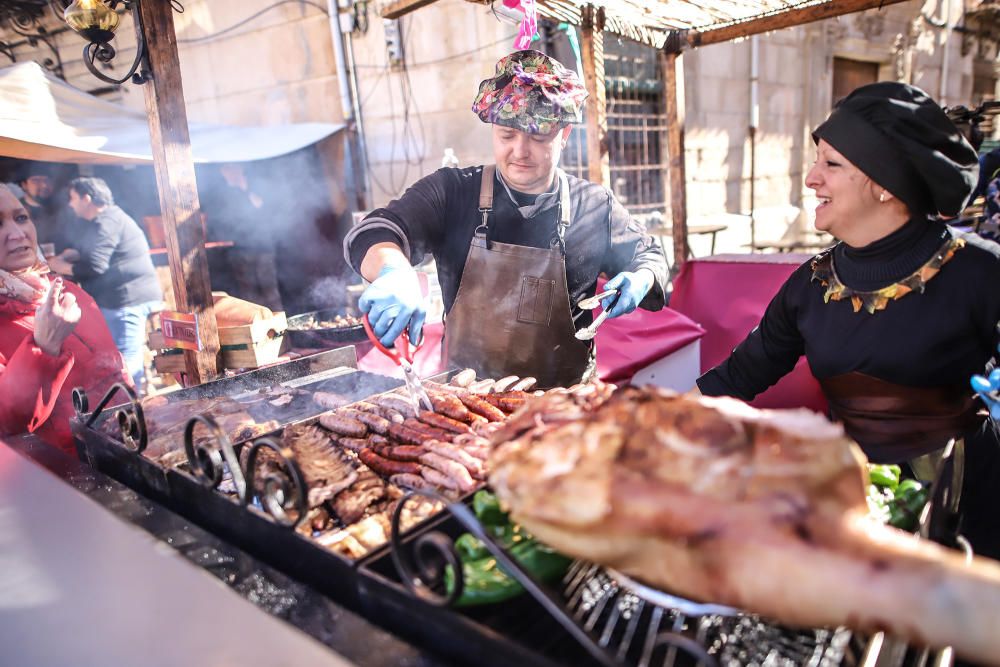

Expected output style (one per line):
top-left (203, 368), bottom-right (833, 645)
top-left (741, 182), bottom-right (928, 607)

top-left (670, 253), bottom-right (828, 413)
top-left (357, 284), bottom-right (705, 385)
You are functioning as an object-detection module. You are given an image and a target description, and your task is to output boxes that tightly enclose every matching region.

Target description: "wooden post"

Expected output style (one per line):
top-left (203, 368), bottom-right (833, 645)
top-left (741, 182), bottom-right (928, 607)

top-left (580, 6), bottom-right (609, 188)
top-left (661, 50), bottom-right (688, 268)
top-left (138, 0), bottom-right (220, 383)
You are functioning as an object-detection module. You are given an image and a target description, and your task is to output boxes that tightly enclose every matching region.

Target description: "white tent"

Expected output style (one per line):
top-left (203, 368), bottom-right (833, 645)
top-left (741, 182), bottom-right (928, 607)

top-left (0, 62), bottom-right (344, 165)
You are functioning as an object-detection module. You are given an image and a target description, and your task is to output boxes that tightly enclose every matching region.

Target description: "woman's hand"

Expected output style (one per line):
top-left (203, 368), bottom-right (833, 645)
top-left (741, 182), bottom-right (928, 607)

top-left (33, 278), bottom-right (81, 357)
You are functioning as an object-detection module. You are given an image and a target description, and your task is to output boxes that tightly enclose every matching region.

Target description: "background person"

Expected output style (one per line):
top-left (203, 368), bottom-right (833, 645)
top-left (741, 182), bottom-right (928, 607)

top-left (344, 50), bottom-right (668, 388)
top-left (0, 184), bottom-right (131, 455)
top-left (47, 177), bottom-right (161, 390)
top-left (696, 82), bottom-right (1000, 560)
top-left (16, 162), bottom-right (60, 253)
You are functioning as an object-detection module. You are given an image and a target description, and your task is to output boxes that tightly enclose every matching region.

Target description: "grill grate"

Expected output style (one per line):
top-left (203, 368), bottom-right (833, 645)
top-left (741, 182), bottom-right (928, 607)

top-left (561, 562), bottom-right (853, 667)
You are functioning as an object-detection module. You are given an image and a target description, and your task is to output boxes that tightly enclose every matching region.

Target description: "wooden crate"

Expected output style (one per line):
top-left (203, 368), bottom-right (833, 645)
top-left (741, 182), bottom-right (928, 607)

top-left (150, 312), bottom-right (288, 371)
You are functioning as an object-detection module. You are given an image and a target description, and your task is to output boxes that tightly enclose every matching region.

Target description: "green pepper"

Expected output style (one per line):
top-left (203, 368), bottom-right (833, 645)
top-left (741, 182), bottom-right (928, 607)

top-left (445, 537), bottom-right (572, 606)
top-left (455, 533), bottom-right (488, 561)
top-left (868, 464), bottom-right (901, 492)
top-left (472, 490), bottom-right (508, 526)
top-left (887, 480), bottom-right (929, 532)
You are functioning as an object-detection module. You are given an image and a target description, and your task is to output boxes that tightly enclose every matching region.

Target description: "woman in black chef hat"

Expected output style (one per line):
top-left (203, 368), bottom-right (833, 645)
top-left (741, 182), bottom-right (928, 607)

top-left (698, 81), bottom-right (1000, 561)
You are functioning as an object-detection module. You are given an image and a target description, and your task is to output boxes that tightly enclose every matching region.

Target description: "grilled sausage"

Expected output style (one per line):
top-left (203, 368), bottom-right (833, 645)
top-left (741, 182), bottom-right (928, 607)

top-left (427, 392), bottom-right (470, 422)
top-left (451, 369), bottom-right (477, 387)
top-left (421, 466), bottom-right (460, 491)
top-left (367, 434), bottom-right (389, 447)
top-left (473, 420), bottom-right (503, 436)
top-left (465, 411), bottom-right (488, 426)
top-left (510, 377), bottom-right (537, 392)
top-left (336, 437), bottom-right (369, 452)
top-left (463, 445), bottom-right (490, 461)
top-left (402, 418), bottom-right (453, 442)
top-left (377, 406), bottom-right (406, 424)
top-left (418, 410), bottom-right (473, 435)
top-left (456, 391), bottom-right (506, 421)
top-left (423, 440), bottom-right (484, 479)
top-left (319, 413), bottom-right (368, 438)
top-left (420, 452), bottom-right (477, 492)
top-left (483, 394), bottom-right (527, 414)
top-left (387, 422), bottom-right (429, 446)
top-left (373, 394), bottom-right (417, 418)
top-left (467, 379), bottom-right (495, 395)
top-left (313, 391), bottom-right (348, 410)
top-left (352, 401), bottom-right (382, 413)
top-left (372, 444), bottom-right (425, 462)
top-left (389, 473), bottom-right (436, 491)
top-left (359, 448), bottom-right (422, 476)
top-left (349, 409), bottom-right (391, 436)
top-left (491, 376), bottom-right (521, 393)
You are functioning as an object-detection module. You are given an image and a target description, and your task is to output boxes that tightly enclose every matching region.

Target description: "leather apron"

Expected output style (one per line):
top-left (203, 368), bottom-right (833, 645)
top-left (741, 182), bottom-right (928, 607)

top-left (444, 165), bottom-right (591, 389)
top-left (819, 372), bottom-right (983, 464)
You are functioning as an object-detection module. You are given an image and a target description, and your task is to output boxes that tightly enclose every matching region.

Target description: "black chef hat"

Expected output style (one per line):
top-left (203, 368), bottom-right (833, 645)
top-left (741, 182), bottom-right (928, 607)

top-left (812, 82), bottom-right (978, 217)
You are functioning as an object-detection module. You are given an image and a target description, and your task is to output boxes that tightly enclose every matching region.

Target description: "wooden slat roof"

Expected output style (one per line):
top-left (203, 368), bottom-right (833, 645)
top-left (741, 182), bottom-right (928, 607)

top-left (383, 0), bottom-right (911, 49)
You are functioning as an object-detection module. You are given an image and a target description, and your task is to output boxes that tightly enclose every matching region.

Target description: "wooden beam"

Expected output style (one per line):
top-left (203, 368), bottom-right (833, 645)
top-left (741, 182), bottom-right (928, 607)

top-left (661, 50), bottom-right (688, 268)
top-left (138, 0), bottom-right (221, 384)
top-left (580, 6), bottom-right (609, 188)
top-left (381, 0), bottom-right (441, 20)
top-left (682, 0), bottom-right (910, 49)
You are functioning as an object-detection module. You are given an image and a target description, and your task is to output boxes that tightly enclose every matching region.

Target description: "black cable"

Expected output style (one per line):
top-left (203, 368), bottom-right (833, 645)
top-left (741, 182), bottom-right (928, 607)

top-left (176, 0), bottom-right (328, 45)
top-left (353, 33), bottom-right (517, 69)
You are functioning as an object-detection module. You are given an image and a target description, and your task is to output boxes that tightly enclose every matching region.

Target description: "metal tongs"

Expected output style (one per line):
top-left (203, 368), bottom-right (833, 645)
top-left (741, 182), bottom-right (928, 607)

top-left (575, 288), bottom-right (620, 341)
top-left (363, 314), bottom-right (434, 413)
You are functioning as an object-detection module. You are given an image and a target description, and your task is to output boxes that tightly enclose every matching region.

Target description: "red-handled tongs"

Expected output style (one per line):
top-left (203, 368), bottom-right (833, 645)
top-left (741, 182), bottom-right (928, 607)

top-left (362, 314), bottom-right (434, 413)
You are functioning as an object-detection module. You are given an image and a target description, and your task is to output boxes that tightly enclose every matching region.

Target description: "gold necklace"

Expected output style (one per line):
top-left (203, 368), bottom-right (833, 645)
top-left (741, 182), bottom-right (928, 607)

top-left (810, 235), bottom-right (965, 314)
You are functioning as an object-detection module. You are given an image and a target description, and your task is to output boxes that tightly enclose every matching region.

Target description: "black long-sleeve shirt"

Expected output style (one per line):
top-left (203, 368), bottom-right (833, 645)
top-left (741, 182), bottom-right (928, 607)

top-left (698, 219), bottom-right (1000, 399)
top-left (344, 166), bottom-right (668, 329)
top-left (72, 205), bottom-right (162, 309)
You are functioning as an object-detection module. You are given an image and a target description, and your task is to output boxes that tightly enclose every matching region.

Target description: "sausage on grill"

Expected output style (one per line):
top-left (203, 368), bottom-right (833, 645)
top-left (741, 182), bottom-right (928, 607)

top-left (389, 473), bottom-right (436, 491)
top-left (402, 417), bottom-right (453, 442)
top-left (417, 410), bottom-right (473, 435)
top-left (351, 409), bottom-right (391, 435)
top-left (359, 448), bottom-right (422, 476)
top-left (387, 422), bottom-right (430, 446)
top-left (456, 391), bottom-right (506, 421)
top-left (428, 393), bottom-right (470, 422)
top-left (372, 443), bottom-right (425, 462)
top-left (420, 451), bottom-right (477, 492)
top-left (336, 437), bottom-right (369, 452)
top-left (491, 376), bottom-right (521, 393)
top-left (450, 368), bottom-right (477, 387)
top-left (319, 413), bottom-right (368, 438)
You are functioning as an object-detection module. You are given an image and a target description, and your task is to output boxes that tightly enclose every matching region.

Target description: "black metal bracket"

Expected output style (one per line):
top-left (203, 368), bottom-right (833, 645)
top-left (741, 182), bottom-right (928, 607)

top-left (72, 382), bottom-right (147, 453)
top-left (388, 490), bottom-right (719, 667)
top-left (183, 413), bottom-right (246, 496)
top-left (183, 416), bottom-right (306, 529)
top-left (243, 436), bottom-right (307, 529)
top-left (80, 0), bottom-right (150, 85)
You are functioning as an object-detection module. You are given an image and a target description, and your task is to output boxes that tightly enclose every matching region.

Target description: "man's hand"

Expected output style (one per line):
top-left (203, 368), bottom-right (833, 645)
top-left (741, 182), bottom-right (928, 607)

top-left (46, 250), bottom-right (76, 276)
top-left (33, 278), bottom-right (82, 357)
top-left (601, 269), bottom-right (655, 318)
top-left (358, 263), bottom-right (427, 347)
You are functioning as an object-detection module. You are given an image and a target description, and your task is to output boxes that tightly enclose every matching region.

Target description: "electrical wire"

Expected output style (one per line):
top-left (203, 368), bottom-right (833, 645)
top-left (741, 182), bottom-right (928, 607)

top-left (353, 33), bottom-right (517, 69)
top-left (176, 0), bottom-right (328, 45)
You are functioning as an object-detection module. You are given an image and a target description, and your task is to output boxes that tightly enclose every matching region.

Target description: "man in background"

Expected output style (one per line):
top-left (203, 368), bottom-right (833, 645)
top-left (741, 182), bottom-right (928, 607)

top-left (47, 177), bottom-right (162, 390)
top-left (17, 163), bottom-right (60, 254)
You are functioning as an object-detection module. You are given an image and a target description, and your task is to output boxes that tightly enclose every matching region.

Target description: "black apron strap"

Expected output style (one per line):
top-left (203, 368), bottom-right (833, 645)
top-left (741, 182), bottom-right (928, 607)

top-left (477, 165), bottom-right (495, 235)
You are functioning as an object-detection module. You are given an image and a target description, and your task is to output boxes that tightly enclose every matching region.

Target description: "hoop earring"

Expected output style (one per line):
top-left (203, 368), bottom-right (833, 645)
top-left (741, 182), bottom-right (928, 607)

top-left (879, 191), bottom-right (886, 203)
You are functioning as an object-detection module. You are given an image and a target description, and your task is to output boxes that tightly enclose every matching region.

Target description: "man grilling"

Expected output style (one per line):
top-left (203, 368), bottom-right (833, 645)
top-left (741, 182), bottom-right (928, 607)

top-left (343, 50), bottom-right (668, 388)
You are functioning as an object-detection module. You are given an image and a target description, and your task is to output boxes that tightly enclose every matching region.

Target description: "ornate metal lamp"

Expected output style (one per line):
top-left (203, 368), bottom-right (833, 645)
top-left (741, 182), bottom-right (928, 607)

top-left (62, 0), bottom-right (149, 84)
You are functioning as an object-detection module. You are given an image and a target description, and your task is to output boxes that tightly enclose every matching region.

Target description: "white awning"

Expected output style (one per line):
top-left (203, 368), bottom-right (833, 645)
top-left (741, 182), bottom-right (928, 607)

top-left (0, 62), bottom-right (344, 165)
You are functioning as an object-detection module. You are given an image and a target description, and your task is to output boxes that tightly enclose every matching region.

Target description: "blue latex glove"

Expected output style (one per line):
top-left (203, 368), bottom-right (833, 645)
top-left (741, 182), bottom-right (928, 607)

top-left (601, 269), bottom-right (655, 319)
top-left (358, 263), bottom-right (427, 347)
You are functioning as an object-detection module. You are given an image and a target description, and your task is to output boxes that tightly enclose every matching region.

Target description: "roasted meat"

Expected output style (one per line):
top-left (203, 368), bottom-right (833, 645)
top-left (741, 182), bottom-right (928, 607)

top-left (489, 387), bottom-right (1000, 665)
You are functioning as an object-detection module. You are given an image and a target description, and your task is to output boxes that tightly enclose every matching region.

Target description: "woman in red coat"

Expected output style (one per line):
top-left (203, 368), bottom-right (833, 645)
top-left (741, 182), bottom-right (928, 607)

top-left (0, 184), bottom-right (131, 456)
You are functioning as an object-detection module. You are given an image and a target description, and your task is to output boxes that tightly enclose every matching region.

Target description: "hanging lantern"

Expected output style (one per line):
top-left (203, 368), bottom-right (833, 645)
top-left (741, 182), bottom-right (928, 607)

top-left (63, 0), bottom-right (120, 45)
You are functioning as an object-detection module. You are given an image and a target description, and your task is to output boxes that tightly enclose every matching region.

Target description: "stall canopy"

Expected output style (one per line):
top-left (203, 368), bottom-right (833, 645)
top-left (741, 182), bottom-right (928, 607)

top-left (0, 62), bottom-right (345, 165)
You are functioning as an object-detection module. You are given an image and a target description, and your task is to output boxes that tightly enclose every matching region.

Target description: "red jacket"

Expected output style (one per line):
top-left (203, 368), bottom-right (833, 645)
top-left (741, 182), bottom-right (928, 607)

top-left (0, 280), bottom-right (131, 456)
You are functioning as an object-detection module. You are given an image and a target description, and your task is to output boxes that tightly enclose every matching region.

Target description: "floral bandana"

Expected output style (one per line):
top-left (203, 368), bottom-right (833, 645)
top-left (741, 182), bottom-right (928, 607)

top-left (0, 251), bottom-right (51, 316)
top-left (811, 235), bottom-right (964, 314)
top-left (471, 50), bottom-right (588, 135)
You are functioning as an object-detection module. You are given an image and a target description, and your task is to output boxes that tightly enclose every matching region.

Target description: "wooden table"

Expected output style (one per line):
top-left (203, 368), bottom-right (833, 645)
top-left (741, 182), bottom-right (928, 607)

top-left (646, 223), bottom-right (728, 257)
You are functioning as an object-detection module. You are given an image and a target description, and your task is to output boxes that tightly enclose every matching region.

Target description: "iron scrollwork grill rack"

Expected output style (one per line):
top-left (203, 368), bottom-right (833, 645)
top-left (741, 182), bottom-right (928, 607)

top-left (388, 489), bottom-right (852, 667)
